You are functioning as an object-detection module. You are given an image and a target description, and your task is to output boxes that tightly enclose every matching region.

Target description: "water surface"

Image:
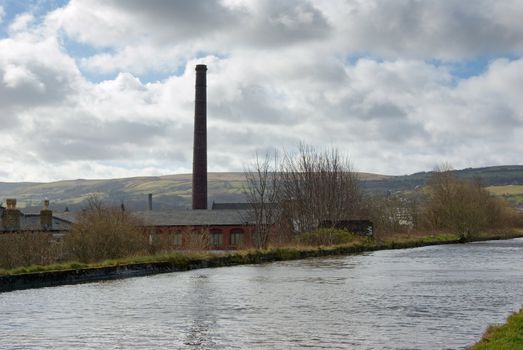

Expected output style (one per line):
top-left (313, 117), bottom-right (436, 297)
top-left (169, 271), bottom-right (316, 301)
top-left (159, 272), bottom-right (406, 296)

top-left (1, 238), bottom-right (522, 349)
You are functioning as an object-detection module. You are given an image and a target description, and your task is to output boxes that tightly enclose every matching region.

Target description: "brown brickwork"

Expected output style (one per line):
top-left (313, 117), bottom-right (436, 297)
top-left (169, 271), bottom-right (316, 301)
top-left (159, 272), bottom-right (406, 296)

top-left (2, 209), bottom-right (20, 231)
top-left (40, 210), bottom-right (53, 230)
top-left (148, 224), bottom-right (253, 250)
top-left (192, 64), bottom-right (208, 210)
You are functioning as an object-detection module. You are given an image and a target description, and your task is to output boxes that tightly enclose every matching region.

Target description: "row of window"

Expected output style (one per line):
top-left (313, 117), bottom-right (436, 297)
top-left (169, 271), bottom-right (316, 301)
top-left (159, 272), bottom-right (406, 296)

top-left (210, 232), bottom-right (244, 246)
top-left (164, 229), bottom-right (245, 247)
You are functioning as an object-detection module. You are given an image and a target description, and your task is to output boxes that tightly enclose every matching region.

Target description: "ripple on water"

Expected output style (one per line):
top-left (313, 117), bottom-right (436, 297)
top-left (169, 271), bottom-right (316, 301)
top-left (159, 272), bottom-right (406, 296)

top-left (1, 238), bottom-right (522, 349)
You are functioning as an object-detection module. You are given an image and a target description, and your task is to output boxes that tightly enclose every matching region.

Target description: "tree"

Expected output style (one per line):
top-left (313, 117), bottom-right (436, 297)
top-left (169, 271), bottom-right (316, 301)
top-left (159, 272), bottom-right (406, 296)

top-left (244, 144), bottom-right (364, 243)
top-left (424, 167), bottom-right (510, 239)
top-left (64, 196), bottom-right (147, 262)
top-left (368, 192), bottom-right (420, 236)
top-left (277, 144), bottom-right (363, 233)
top-left (243, 152), bottom-right (279, 249)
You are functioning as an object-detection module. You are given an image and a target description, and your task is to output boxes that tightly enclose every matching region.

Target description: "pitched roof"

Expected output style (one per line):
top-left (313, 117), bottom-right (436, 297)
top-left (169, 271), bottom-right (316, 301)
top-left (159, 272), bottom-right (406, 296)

top-left (0, 213), bottom-right (72, 232)
top-left (52, 212), bottom-right (78, 224)
top-left (211, 202), bottom-right (251, 210)
top-left (211, 202), bottom-right (278, 210)
top-left (135, 209), bottom-right (256, 226)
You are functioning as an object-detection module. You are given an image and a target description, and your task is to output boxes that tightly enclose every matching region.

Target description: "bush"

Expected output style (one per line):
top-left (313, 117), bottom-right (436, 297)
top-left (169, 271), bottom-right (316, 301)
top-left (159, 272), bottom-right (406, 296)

top-left (423, 170), bottom-right (516, 239)
top-left (64, 198), bottom-right (147, 263)
top-left (298, 228), bottom-right (359, 246)
top-left (0, 232), bottom-right (58, 269)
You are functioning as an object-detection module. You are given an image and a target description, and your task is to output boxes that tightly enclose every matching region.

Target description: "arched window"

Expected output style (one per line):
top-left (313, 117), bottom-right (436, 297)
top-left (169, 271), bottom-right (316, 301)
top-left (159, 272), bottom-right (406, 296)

top-left (210, 229), bottom-right (223, 247)
top-left (230, 228), bottom-right (244, 247)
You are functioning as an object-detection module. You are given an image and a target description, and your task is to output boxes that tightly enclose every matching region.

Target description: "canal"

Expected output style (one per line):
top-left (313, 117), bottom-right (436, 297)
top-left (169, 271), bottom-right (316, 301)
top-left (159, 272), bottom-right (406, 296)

top-left (1, 238), bottom-right (522, 349)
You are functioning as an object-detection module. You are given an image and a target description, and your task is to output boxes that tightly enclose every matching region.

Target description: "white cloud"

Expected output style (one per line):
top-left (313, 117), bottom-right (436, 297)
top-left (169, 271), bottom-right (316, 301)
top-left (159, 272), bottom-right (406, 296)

top-left (320, 0), bottom-right (523, 60)
top-left (0, 0), bottom-right (522, 182)
top-left (52, 0), bottom-right (523, 77)
top-left (8, 13), bottom-right (35, 33)
top-left (3, 63), bottom-right (44, 90)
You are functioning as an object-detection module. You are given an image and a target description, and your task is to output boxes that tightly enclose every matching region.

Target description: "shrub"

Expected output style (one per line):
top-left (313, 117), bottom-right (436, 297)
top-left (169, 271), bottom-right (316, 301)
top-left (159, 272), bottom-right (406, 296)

top-left (64, 198), bottom-right (147, 263)
top-left (0, 232), bottom-right (58, 269)
top-left (423, 170), bottom-right (516, 239)
top-left (298, 228), bottom-right (359, 246)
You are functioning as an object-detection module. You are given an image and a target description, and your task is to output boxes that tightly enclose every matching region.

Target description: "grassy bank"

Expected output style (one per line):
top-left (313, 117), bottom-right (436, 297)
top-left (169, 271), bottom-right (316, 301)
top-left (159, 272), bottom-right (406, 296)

top-left (469, 309), bottom-right (523, 350)
top-left (1, 229), bottom-right (521, 278)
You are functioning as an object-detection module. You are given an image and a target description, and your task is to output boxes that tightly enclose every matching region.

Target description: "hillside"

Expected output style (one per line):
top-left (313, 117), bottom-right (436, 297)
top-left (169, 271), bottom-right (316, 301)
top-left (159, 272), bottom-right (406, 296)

top-left (365, 165), bottom-right (523, 193)
top-left (0, 173), bottom-right (249, 212)
top-left (1, 166), bottom-right (523, 211)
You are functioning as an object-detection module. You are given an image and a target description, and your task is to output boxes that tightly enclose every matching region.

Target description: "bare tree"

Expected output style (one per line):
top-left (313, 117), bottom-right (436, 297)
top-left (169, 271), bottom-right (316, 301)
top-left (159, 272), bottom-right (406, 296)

top-left (367, 192), bottom-right (421, 236)
top-left (244, 152), bottom-right (279, 249)
top-left (245, 144), bottom-right (364, 243)
top-left (277, 144), bottom-right (363, 233)
top-left (423, 166), bottom-right (510, 240)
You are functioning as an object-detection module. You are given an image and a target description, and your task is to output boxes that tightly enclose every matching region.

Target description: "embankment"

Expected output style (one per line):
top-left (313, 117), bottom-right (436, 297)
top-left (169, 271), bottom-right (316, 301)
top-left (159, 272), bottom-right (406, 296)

top-left (469, 308), bottom-right (523, 349)
top-left (1, 231), bottom-right (522, 293)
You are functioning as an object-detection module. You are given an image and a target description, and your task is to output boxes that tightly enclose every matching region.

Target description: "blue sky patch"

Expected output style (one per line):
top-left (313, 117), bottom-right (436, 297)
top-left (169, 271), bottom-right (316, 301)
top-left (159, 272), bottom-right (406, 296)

top-left (0, 0), bottom-right (68, 37)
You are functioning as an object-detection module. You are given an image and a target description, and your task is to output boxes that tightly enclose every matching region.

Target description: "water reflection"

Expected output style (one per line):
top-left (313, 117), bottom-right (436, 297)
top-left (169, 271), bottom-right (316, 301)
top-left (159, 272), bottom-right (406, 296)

top-left (183, 274), bottom-right (214, 349)
top-left (0, 238), bottom-right (522, 349)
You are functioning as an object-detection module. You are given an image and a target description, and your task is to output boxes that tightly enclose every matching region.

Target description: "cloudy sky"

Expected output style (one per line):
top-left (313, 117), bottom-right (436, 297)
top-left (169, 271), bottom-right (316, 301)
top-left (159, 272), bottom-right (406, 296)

top-left (0, 0), bottom-right (522, 182)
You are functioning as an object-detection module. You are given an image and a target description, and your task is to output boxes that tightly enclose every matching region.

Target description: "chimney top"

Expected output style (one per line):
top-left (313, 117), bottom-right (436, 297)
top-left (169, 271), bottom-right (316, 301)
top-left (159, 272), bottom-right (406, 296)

top-left (195, 64), bottom-right (207, 71)
top-left (6, 198), bottom-right (16, 209)
top-left (43, 199), bottom-right (50, 210)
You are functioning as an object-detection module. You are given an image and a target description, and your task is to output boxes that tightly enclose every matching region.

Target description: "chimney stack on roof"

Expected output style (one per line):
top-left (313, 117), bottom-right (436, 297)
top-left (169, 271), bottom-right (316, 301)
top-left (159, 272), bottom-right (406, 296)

top-left (6, 198), bottom-right (16, 209)
top-left (148, 193), bottom-right (153, 211)
top-left (2, 198), bottom-right (20, 231)
top-left (40, 198), bottom-right (52, 230)
top-left (192, 64), bottom-right (208, 210)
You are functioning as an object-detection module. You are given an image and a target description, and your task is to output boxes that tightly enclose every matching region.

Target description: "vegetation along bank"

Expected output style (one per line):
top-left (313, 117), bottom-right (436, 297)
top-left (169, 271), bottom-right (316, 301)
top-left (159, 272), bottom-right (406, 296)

top-left (469, 308), bottom-right (523, 349)
top-left (1, 230), bottom-right (521, 293)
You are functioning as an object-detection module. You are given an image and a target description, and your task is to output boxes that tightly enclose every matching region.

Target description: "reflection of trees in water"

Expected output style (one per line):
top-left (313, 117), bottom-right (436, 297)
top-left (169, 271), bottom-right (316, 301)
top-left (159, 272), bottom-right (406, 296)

top-left (183, 274), bottom-right (219, 349)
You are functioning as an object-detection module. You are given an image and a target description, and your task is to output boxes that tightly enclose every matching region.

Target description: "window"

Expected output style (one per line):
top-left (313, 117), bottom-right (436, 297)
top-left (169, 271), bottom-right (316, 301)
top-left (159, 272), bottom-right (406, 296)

top-left (171, 232), bottom-right (183, 246)
top-left (210, 229), bottom-right (223, 247)
top-left (230, 228), bottom-right (244, 246)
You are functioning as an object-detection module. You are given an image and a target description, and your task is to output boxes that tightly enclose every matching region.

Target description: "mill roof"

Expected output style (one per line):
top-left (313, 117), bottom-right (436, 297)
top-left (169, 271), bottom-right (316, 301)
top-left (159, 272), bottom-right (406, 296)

top-left (135, 209), bottom-right (256, 226)
top-left (211, 202), bottom-right (251, 210)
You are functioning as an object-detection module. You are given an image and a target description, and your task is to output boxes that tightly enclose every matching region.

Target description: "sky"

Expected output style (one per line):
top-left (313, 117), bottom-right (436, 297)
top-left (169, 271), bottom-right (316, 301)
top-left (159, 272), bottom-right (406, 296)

top-left (0, 0), bottom-right (523, 182)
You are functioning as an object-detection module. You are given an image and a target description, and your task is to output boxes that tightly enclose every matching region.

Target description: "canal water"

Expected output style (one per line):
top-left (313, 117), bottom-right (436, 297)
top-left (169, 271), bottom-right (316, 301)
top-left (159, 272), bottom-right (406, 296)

top-left (1, 238), bottom-right (522, 349)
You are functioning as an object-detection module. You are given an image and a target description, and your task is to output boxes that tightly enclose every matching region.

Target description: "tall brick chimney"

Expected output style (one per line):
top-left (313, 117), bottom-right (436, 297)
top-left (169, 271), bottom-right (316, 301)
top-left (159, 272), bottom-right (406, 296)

top-left (192, 64), bottom-right (208, 210)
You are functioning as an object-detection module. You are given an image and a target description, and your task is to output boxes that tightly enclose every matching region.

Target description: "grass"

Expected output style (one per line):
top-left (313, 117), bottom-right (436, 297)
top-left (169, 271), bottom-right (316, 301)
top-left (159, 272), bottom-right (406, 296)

top-left (0, 251), bottom-right (207, 276)
top-left (469, 309), bottom-right (523, 350)
top-left (486, 185), bottom-right (523, 196)
top-left (2, 230), bottom-right (521, 277)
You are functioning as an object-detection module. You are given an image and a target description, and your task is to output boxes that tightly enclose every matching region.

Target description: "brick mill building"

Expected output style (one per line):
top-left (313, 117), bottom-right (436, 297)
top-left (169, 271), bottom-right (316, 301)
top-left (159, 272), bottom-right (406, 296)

top-left (137, 209), bottom-right (255, 250)
top-left (136, 64), bottom-right (257, 250)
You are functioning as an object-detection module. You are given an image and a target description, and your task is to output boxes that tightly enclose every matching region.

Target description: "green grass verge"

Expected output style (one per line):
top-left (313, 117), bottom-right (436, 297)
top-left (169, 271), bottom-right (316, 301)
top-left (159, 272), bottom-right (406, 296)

top-left (469, 309), bottom-right (523, 350)
top-left (0, 252), bottom-right (204, 276)
top-left (2, 230), bottom-right (521, 277)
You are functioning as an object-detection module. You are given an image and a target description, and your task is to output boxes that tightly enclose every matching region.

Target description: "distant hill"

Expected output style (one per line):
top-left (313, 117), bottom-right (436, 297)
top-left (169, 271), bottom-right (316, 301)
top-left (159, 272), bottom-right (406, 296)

top-left (1, 166), bottom-right (523, 212)
top-left (0, 173), bottom-right (249, 212)
top-left (364, 165), bottom-right (523, 194)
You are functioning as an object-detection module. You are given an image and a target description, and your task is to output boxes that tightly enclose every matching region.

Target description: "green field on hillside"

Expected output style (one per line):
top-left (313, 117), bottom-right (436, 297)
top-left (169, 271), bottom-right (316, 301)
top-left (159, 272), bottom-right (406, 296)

top-left (1, 166), bottom-right (523, 211)
top-left (486, 185), bottom-right (523, 196)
